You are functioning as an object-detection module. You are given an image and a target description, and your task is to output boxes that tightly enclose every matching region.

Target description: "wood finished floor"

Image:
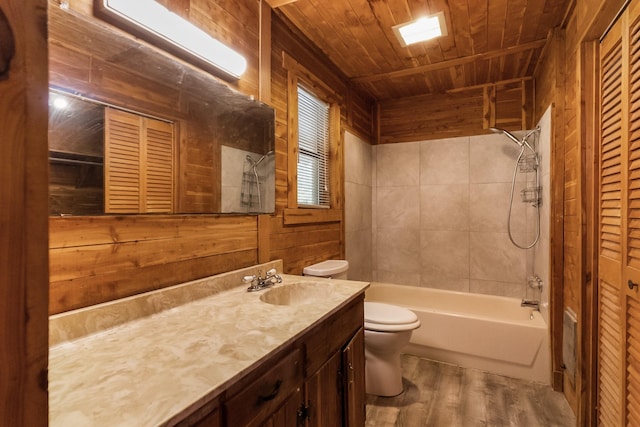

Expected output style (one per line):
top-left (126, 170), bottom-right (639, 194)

top-left (365, 355), bottom-right (576, 427)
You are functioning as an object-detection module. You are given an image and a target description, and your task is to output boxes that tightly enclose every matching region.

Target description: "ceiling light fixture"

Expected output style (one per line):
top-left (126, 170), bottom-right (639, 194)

top-left (95, 0), bottom-right (247, 80)
top-left (393, 12), bottom-right (447, 47)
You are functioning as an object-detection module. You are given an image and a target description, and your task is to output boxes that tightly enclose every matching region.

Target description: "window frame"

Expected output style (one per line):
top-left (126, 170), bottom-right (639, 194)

top-left (296, 83), bottom-right (331, 208)
top-left (283, 52), bottom-right (342, 225)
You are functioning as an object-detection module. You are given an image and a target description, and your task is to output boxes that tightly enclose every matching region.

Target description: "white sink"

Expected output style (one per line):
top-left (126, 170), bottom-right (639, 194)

top-left (259, 281), bottom-right (334, 306)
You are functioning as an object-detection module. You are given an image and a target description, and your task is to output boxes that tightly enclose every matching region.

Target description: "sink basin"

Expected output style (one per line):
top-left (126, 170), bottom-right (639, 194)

top-left (259, 282), bottom-right (334, 306)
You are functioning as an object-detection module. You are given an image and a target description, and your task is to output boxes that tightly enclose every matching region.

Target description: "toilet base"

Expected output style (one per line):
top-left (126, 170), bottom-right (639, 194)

top-left (364, 329), bottom-right (412, 397)
top-left (365, 351), bottom-right (404, 396)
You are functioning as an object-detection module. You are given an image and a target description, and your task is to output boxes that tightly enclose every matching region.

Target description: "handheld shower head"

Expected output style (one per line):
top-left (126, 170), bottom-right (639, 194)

top-left (489, 127), bottom-right (523, 147)
top-left (247, 150), bottom-right (274, 168)
top-left (254, 150), bottom-right (274, 167)
top-left (490, 127), bottom-right (539, 153)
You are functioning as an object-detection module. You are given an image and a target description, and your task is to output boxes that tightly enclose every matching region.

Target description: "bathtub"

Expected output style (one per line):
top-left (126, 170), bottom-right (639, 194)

top-left (365, 282), bottom-right (550, 384)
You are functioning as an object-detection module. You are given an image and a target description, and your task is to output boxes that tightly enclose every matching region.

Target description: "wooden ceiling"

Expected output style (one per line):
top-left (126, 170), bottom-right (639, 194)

top-left (270, 0), bottom-right (571, 100)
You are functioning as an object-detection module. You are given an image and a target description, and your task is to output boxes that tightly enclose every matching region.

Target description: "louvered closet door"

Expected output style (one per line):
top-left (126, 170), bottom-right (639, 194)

top-left (105, 108), bottom-right (142, 213)
top-left (142, 118), bottom-right (174, 213)
top-left (598, 3), bottom-right (640, 424)
top-left (105, 108), bottom-right (175, 213)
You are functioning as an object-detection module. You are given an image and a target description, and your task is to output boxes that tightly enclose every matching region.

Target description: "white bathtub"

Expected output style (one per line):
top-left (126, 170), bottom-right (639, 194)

top-left (365, 282), bottom-right (550, 384)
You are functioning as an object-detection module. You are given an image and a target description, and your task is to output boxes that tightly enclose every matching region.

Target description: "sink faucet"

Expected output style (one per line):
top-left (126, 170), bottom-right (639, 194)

top-left (521, 299), bottom-right (540, 310)
top-left (244, 268), bottom-right (282, 292)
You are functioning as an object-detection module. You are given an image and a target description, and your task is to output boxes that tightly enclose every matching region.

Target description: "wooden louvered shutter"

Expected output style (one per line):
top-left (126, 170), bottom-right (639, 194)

top-left (598, 16), bottom-right (624, 426)
top-left (625, 4), bottom-right (640, 424)
top-left (105, 108), bottom-right (141, 213)
top-left (598, 2), bottom-right (640, 424)
top-left (104, 108), bottom-right (174, 213)
top-left (142, 119), bottom-right (174, 213)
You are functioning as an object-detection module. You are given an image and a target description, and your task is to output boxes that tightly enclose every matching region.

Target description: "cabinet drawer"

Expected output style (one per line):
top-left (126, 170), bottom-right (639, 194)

top-left (225, 348), bottom-right (303, 427)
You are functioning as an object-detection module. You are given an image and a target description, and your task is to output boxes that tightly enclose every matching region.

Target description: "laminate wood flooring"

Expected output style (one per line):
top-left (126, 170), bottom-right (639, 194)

top-left (365, 355), bottom-right (576, 427)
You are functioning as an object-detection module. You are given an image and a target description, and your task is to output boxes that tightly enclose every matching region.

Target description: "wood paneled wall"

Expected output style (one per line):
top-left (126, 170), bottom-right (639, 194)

top-left (48, 0), bottom-right (374, 312)
top-left (49, 215), bottom-right (259, 313)
top-left (533, 0), bottom-right (629, 423)
top-left (377, 79), bottom-right (533, 144)
top-left (533, 26), bottom-right (568, 399)
top-left (267, 11), bottom-right (374, 275)
top-left (0, 0), bottom-right (50, 424)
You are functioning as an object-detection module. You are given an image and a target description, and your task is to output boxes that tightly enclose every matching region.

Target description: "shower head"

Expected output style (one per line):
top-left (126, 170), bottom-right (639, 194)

top-left (255, 150), bottom-right (274, 166)
top-left (247, 150), bottom-right (274, 168)
top-left (490, 127), bottom-right (538, 153)
top-left (489, 127), bottom-right (523, 147)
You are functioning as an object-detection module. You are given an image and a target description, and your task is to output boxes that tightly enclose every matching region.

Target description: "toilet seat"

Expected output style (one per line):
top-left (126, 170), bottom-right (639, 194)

top-left (364, 302), bottom-right (421, 332)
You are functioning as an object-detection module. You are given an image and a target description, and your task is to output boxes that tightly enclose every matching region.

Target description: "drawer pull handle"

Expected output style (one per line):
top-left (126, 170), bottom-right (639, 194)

top-left (630, 280), bottom-right (639, 290)
top-left (258, 379), bottom-right (282, 402)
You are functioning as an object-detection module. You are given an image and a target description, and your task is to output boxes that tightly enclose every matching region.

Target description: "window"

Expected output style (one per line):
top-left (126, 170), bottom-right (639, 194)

top-left (297, 85), bottom-right (330, 207)
top-left (283, 52), bottom-right (342, 224)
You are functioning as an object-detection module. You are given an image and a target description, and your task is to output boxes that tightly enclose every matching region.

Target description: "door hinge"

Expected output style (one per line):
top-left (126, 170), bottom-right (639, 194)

top-left (297, 403), bottom-right (310, 425)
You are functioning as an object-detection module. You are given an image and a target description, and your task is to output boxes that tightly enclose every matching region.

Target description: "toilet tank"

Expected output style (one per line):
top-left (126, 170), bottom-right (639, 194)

top-left (303, 260), bottom-right (349, 280)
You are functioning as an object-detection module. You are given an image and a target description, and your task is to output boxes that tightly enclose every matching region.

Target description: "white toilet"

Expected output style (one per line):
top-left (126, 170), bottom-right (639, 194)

top-left (364, 302), bottom-right (420, 396)
top-left (303, 260), bottom-right (421, 397)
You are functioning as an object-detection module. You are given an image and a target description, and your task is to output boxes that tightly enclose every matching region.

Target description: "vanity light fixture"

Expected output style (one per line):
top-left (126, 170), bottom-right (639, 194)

top-left (392, 12), bottom-right (447, 47)
top-left (95, 0), bottom-right (247, 80)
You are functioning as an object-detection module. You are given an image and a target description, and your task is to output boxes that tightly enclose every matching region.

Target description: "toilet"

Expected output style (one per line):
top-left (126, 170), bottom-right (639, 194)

top-left (303, 260), bottom-right (421, 397)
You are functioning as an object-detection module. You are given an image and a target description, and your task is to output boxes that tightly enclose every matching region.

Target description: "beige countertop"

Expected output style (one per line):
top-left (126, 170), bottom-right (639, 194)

top-left (48, 263), bottom-right (369, 426)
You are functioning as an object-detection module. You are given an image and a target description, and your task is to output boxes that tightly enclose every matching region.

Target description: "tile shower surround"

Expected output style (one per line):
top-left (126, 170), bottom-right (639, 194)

top-left (345, 126), bottom-right (550, 301)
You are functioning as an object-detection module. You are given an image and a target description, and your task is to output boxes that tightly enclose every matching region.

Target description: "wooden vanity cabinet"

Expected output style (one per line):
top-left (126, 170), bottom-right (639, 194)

top-left (302, 298), bottom-right (366, 427)
top-left (182, 295), bottom-right (365, 427)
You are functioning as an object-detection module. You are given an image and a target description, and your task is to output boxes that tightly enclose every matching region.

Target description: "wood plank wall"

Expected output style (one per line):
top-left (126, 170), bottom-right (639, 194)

top-left (0, 0), bottom-right (50, 424)
top-left (268, 12), bottom-right (374, 275)
top-left (48, 0), bottom-right (374, 313)
top-left (49, 215), bottom-right (259, 313)
top-left (533, 26), bottom-right (567, 397)
top-left (377, 79), bottom-right (533, 144)
top-left (533, 0), bottom-right (629, 423)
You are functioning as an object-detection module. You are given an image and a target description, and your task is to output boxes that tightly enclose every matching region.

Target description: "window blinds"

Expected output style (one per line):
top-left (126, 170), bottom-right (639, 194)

top-left (297, 85), bottom-right (330, 207)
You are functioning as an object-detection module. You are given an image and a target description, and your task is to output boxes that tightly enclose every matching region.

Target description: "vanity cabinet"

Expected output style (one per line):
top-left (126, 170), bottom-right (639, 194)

top-left (183, 295), bottom-right (365, 427)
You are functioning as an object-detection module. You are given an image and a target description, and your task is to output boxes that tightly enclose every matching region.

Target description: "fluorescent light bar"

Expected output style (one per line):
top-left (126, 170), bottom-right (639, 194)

top-left (103, 0), bottom-right (247, 79)
top-left (393, 12), bottom-right (447, 47)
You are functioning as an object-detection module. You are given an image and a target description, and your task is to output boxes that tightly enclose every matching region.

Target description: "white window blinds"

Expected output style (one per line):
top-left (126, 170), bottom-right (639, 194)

top-left (297, 85), bottom-right (330, 207)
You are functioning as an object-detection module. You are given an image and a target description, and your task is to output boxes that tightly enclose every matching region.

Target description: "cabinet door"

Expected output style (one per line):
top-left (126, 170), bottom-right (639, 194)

top-left (343, 328), bottom-right (365, 427)
top-left (261, 387), bottom-right (304, 427)
top-left (305, 349), bottom-right (343, 427)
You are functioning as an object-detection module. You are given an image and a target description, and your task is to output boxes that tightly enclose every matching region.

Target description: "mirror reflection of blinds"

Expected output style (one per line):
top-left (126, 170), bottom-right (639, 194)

top-left (297, 85), bottom-right (330, 208)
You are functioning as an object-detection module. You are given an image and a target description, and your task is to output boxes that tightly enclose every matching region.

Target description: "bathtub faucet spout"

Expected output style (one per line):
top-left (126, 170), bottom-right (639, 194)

top-left (521, 299), bottom-right (540, 310)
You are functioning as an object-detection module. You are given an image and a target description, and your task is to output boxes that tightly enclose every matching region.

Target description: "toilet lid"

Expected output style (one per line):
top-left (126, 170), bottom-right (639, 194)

top-left (364, 302), bottom-right (419, 325)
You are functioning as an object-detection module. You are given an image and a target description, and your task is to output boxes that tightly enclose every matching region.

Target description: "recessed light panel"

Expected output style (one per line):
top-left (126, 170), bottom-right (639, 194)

top-left (393, 12), bottom-right (447, 47)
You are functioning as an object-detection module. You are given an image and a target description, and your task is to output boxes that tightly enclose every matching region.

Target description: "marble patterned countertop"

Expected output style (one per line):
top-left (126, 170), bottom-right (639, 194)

top-left (48, 262), bottom-right (369, 426)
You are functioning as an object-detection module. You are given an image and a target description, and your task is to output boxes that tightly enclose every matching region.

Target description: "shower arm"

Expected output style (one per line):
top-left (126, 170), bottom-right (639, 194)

top-left (521, 128), bottom-right (540, 154)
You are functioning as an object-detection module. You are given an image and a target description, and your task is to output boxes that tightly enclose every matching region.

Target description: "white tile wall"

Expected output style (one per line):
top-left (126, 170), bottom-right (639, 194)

top-left (344, 132), bottom-right (373, 281)
top-left (344, 115), bottom-right (551, 301)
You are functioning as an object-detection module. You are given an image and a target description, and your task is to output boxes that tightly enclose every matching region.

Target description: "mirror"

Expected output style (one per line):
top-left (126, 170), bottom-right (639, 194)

top-left (48, 6), bottom-right (275, 216)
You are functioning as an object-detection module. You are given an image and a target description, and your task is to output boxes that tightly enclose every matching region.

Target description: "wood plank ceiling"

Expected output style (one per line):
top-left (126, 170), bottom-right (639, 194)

top-left (271, 0), bottom-right (571, 100)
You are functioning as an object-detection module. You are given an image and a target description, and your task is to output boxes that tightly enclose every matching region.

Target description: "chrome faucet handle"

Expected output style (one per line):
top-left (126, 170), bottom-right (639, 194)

top-left (265, 268), bottom-right (282, 284)
top-left (243, 274), bottom-right (260, 292)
